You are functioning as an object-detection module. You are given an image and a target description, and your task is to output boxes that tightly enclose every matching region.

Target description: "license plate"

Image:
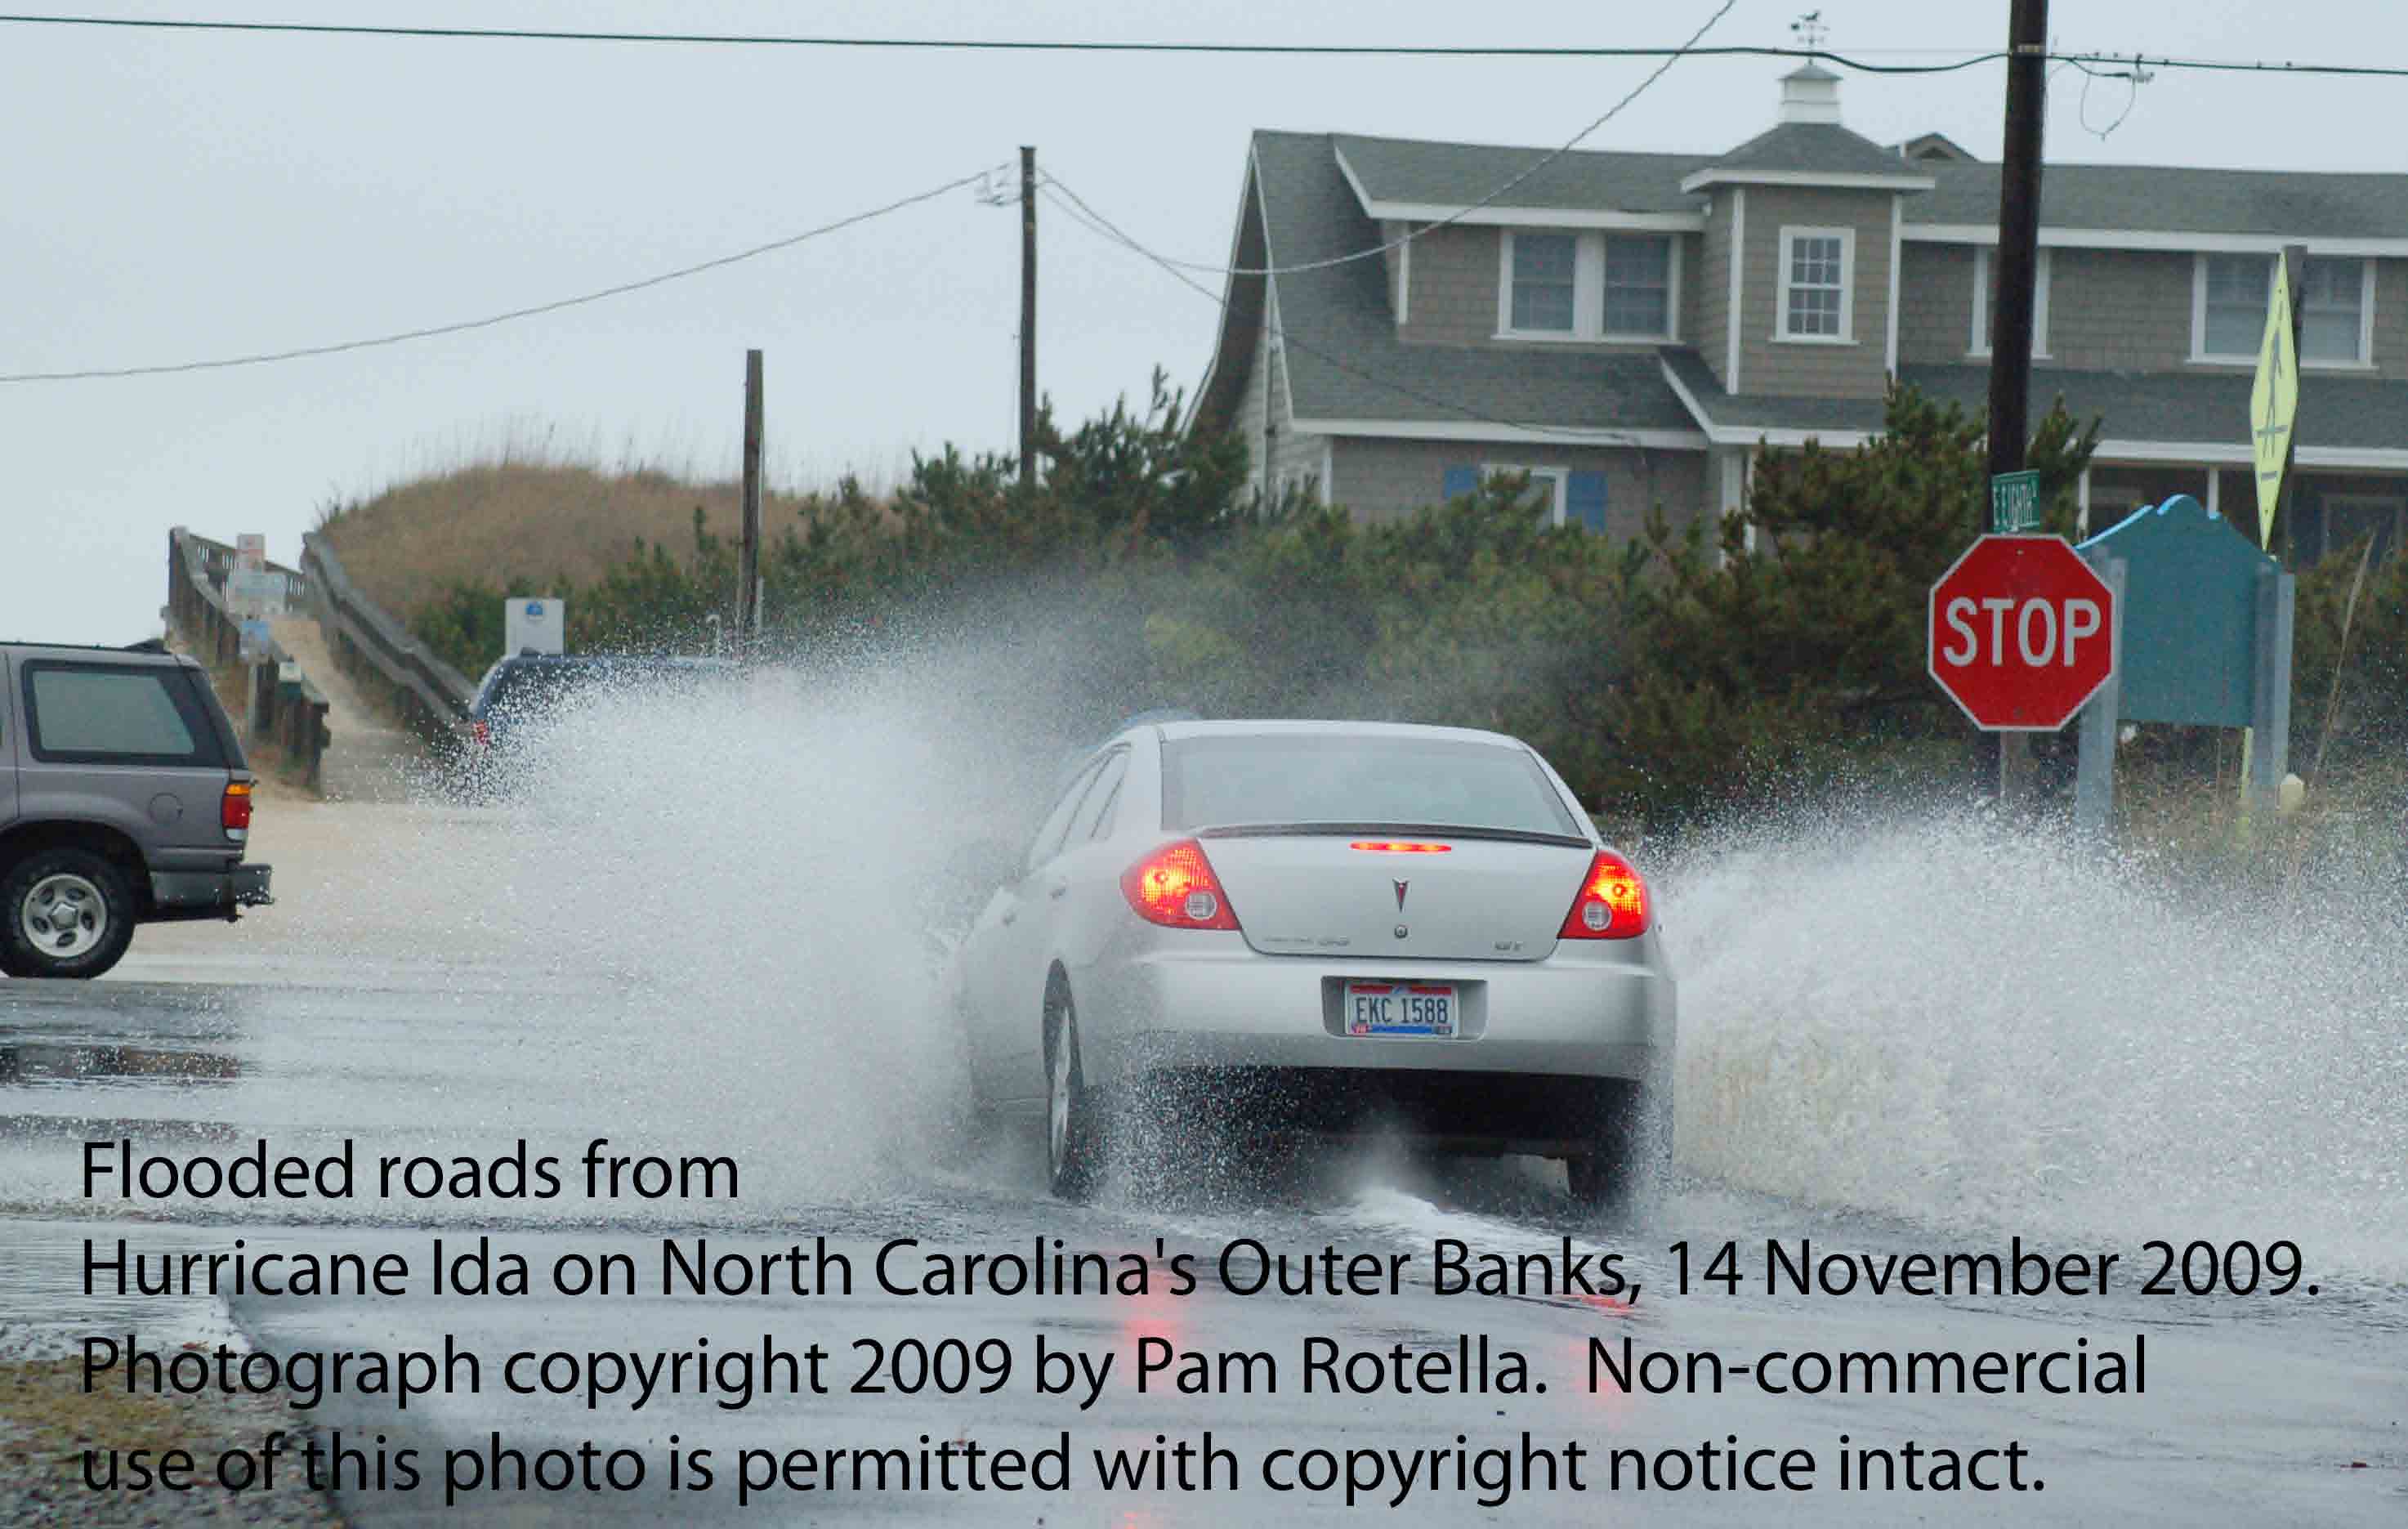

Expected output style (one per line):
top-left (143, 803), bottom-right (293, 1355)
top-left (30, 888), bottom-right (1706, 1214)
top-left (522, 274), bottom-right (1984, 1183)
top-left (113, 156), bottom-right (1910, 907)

top-left (1345, 981), bottom-right (1457, 1037)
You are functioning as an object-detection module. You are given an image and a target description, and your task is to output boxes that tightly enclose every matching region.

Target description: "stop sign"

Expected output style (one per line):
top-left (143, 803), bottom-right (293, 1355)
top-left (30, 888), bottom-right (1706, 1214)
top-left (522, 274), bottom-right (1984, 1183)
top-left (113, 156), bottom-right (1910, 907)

top-left (1928, 534), bottom-right (2117, 730)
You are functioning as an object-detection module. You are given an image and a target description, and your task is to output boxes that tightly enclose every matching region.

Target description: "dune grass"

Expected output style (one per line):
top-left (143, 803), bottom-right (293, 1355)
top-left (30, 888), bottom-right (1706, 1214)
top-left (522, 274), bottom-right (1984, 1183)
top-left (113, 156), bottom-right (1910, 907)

top-left (317, 462), bottom-right (844, 621)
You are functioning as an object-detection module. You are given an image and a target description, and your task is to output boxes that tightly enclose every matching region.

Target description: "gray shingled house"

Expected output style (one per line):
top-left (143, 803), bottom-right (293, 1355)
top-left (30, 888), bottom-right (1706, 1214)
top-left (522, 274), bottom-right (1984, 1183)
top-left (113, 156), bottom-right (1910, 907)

top-left (1190, 65), bottom-right (2408, 563)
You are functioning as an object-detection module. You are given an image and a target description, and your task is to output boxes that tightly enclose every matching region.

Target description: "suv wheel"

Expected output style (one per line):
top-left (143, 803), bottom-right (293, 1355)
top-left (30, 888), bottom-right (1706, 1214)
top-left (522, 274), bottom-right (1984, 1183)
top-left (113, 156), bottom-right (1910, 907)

top-left (1, 849), bottom-right (136, 980)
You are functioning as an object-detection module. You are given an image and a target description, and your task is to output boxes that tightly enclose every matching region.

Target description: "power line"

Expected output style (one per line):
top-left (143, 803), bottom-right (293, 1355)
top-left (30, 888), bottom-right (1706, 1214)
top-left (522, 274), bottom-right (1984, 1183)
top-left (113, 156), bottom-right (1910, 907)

top-left (1107, 0), bottom-right (1735, 279)
top-left (7, 14), bottom-right (2408, 80)
top-left (0, 168), bottom-right (998, 384)
top-left (0, 12), bottom-right (1996, 69)
top-left (1038, 178), bottom-right (1647, 448)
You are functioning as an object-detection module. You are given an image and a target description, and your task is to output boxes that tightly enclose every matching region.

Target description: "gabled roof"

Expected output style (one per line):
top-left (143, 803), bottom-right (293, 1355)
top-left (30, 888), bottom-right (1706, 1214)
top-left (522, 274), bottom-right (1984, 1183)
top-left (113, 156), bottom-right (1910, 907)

top-left (1899, 132), bottom-right (1980, 163)
top-left (1678, 121), bottom-right (1936, 193)
top-left (1192, 131), bottom-right (1702, 442)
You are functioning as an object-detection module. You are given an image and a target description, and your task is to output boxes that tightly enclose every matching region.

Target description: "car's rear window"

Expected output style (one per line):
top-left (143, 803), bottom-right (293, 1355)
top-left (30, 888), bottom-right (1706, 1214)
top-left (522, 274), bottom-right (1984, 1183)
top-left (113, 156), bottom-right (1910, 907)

top-left (483, 664), bottom-right (606, 713)
top-left (480, 659), bottom-right (730, 716)
top-left (23, 664), bottom-right (213, 765)
top-left (1160, 733), bottom-right (1579, 836)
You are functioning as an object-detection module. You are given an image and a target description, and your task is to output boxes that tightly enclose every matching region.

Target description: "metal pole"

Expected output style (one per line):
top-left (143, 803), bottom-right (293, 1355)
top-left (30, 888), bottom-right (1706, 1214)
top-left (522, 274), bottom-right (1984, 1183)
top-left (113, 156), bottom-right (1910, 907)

top-left (1020, 145), bottom-right (1039, 490)
top-left (739, 349), bottom-right (764, 637)
top-left (1987, 0), bottom-right (2048, 808)
top-left (2247, 566), bottom-right (2295, 819)
top-left (2073, 554), bottom-right (2126, 839)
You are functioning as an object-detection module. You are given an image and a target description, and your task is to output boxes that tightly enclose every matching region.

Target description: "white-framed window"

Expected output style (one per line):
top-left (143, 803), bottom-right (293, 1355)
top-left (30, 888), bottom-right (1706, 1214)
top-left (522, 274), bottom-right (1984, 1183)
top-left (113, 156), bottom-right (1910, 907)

top-left (1777, 226), bottom-right (1855, 342)
top-left (1507, 233), bottom-right (1577, 333)
top-left (1970, 246), bottom-right (2053, 359)
top-left (2192, 253), bottom-right (2374, 366)
top-left (1481, 463), bottom-right (1569, 525)
top-left (1602, 236), bottom-right (1673, 338)
top-left (2301, 258), bottom-right (2374, 365)
top-left (1498, 230), bottom-right (1680, 342)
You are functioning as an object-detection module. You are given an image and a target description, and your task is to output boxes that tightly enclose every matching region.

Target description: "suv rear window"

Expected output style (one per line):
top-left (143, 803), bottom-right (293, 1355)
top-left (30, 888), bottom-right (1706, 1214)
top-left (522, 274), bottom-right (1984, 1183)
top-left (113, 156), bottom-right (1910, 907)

top-left (1160, 733), bottom-right (1579, 837)
top-left (23, 663), bottom-right (217, 766)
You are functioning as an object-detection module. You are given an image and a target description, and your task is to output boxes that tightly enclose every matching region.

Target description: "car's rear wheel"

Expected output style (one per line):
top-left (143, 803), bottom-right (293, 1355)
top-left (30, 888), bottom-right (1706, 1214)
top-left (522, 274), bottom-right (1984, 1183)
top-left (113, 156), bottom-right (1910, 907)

top-left (1044, 984), bottom-right (1109, 1202)
top-left (1, 850), bottom-right (136, 981)
top-left (1567, 1082), bottom-right (1671, 1211)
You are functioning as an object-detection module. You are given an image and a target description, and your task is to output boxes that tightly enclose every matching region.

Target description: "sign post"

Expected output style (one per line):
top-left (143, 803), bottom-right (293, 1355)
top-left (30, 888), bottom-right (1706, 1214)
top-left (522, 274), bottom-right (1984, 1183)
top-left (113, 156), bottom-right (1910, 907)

top-left (1989, 470), bottom-right (2042, 534)
top-left (1928, 534), bottom-right (2120, 733)
top-left (2071, 552), bottom-right (2128, 837)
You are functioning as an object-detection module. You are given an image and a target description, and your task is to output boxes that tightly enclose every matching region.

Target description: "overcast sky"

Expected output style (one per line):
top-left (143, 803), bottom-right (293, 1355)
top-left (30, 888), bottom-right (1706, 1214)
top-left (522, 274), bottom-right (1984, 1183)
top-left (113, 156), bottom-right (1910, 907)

top-left (7, 0), bottom-right (2402, 644)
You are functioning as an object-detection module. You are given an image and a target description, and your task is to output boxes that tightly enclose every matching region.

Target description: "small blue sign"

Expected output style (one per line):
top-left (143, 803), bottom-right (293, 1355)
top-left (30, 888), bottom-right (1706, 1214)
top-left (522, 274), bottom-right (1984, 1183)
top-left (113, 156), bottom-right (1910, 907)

top-left (2077, 494), bottom-right (2272, 728)
top-left (525, 601), bottom-right (545, 617)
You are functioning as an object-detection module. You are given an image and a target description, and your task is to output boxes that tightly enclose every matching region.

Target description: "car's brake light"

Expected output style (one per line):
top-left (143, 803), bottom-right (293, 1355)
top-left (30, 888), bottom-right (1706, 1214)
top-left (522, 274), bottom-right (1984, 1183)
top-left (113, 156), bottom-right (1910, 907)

top-left (221, 780), bottom-right (253, 843)
top-left (1121, 838), bottom-right (1241, 931)
top-left (1558, 849), bottom-right (1649, 939)
top-left (469, 720), bottom-right (491, 749)
top-left (1347, 841), bottom-right (1454, 853)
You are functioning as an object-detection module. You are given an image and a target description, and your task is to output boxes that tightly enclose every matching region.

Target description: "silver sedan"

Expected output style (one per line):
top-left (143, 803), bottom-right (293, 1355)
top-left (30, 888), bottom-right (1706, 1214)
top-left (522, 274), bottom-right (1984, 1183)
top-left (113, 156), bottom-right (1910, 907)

top-left (947, 720), bottom-right (1676, 1205)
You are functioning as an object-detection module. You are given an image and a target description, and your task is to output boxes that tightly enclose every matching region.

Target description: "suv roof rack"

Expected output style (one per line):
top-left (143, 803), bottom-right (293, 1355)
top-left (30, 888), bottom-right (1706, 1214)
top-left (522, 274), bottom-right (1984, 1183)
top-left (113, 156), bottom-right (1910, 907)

top-left (123, 637), bottom-right (170, 654)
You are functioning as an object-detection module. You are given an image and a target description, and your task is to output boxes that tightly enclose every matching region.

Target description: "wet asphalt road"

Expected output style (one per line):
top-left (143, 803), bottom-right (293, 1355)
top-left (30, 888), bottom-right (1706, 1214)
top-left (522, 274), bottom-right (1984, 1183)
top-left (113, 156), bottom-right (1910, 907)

top-left (5, 954), bottom-right (2403, 1527)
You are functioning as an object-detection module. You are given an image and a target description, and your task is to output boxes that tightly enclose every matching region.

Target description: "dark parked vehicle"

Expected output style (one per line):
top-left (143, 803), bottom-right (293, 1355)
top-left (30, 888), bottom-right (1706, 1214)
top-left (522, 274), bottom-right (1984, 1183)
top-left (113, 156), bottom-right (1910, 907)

top-left (453, 651), bottom-right (738, 792)
top-left (0, 639), bottom-right (272, 979)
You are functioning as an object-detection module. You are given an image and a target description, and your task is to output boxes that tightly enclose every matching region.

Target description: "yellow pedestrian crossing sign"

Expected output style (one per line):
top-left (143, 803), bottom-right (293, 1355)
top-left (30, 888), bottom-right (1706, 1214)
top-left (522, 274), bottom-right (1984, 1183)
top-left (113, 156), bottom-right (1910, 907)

top-left (2250, 259), bottom-right (2298, 550)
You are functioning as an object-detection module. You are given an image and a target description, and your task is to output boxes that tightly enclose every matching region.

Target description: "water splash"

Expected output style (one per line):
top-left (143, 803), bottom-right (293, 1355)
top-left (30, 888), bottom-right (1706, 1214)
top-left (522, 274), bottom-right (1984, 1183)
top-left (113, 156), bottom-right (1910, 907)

top-left (1660, 810), bottom-right (2408, 1283)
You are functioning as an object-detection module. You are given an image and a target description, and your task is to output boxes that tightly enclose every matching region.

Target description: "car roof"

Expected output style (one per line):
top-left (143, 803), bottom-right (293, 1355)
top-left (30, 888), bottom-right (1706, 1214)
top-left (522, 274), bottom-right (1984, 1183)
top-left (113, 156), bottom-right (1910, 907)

top-left (2, 639), bottom-right (193, 665)
top-left (1150, 718), bottom-right (1530, 749)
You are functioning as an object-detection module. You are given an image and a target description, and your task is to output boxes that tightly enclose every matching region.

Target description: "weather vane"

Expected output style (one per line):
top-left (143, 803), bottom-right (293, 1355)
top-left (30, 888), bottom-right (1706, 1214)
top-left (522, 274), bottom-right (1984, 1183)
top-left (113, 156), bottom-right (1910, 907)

top-left (1790, 10), bottom-right (1827, 54)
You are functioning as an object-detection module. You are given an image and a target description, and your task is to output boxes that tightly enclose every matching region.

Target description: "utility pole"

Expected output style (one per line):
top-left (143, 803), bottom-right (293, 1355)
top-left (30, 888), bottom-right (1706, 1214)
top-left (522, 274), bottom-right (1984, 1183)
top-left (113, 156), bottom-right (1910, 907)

top-left (739, 348), bottom-right (764, 637)
top-left (1020, 145), bottom-right (1039, 490)
top-left (1986, 0), bottom-right (2048, 807)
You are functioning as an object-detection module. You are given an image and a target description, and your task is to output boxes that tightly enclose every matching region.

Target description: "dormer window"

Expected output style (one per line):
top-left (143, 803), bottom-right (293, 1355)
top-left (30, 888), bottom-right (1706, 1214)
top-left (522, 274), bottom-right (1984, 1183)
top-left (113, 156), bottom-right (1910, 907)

top-left (1509, 234), bottom-right (1577, 332)
top-left (1499, 230), bottom-right (1680, 342)
top-left (1777, 226), bottom-right (1855, 342)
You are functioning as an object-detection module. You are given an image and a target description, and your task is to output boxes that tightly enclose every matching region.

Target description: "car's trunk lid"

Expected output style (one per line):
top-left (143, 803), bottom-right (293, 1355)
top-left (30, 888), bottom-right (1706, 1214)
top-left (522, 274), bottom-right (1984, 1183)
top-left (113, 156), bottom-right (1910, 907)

top-left (1197, 829), bottom-right (1592, 963)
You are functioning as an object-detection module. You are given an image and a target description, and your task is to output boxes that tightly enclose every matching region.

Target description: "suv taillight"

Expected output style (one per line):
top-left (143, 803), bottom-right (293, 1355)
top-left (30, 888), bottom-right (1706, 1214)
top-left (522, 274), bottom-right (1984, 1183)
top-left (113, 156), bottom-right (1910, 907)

top-left (221, 780), bottom-right (253, 843)
top-left (1558, 849), bottom-right (1649, 940)
top-left (1121, 839), bottom-right (1241, 931)
top-left (469, 720), bottom-right (490, 749)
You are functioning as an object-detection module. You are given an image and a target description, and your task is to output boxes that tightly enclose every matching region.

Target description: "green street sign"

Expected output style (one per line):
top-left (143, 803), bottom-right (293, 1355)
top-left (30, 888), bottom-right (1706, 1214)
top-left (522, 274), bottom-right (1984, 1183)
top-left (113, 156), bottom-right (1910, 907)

top-left (1990, 469), bottom-right (2043, 533)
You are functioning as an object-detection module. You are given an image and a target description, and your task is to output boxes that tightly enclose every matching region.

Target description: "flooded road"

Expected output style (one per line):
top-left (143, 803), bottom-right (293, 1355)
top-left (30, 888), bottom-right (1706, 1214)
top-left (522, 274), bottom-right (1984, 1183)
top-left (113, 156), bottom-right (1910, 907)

top-left (4, 727), bottom-right (2404, 1522)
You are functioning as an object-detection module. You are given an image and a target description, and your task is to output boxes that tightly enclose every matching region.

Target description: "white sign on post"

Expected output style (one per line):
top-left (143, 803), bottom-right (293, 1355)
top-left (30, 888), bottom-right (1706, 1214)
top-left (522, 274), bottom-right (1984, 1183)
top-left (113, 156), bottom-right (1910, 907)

top-left (226, 569), bottom-right (286, 617)
top-left (505, 597), bottom-right (565, 655)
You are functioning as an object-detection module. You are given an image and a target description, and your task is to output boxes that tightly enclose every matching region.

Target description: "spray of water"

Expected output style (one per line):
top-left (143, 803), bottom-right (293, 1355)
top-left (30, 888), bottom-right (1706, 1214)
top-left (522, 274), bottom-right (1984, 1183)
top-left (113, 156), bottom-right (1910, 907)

top-left (342, 624), bottom-right (2405, 1289)
top-left (1660, 809), bottom-right (2408, 1283)
top-left (440, 654), bottom-right (1021, 1211)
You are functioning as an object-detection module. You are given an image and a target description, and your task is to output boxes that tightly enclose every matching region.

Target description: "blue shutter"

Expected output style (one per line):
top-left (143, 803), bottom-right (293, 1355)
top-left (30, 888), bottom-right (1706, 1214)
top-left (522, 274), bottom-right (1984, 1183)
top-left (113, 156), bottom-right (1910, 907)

top-left (1567, 470), bottom-right (1609, 533)
top-left (1441, 464), bottom-right (1478, 502)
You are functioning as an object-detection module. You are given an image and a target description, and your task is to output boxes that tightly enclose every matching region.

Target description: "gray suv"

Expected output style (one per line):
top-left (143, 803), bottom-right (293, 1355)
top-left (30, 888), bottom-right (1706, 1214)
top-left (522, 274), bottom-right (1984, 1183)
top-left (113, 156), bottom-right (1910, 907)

top-left (0, 640), bottom-right (273, 979)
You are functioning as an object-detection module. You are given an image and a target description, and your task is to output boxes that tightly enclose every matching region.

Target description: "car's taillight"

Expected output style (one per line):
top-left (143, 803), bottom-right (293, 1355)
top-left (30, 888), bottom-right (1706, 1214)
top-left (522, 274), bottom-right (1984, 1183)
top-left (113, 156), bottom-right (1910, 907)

top-left (1558, 849), bottom-right (1649, 939)
top-left (1347, 841), bottom-right (1454, 854)
top-left (221, 780), bottom-right (253, 842)
top-left (469, 720), bottom-right (491, 749)
top-left (1121, 838), bottom-right (1241, 931)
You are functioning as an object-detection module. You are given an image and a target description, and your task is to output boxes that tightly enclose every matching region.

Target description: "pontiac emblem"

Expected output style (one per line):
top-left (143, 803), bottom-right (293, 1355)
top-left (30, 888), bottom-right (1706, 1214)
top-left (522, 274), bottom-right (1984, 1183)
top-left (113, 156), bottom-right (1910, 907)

top-left (1392, 879), bottom-right (1410, 910)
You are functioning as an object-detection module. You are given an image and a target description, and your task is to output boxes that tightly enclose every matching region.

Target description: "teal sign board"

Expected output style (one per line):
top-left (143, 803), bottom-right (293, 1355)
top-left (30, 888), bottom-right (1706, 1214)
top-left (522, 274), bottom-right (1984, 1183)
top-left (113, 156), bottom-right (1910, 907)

top-left (2075, 494), bottom-right (2272, 727)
